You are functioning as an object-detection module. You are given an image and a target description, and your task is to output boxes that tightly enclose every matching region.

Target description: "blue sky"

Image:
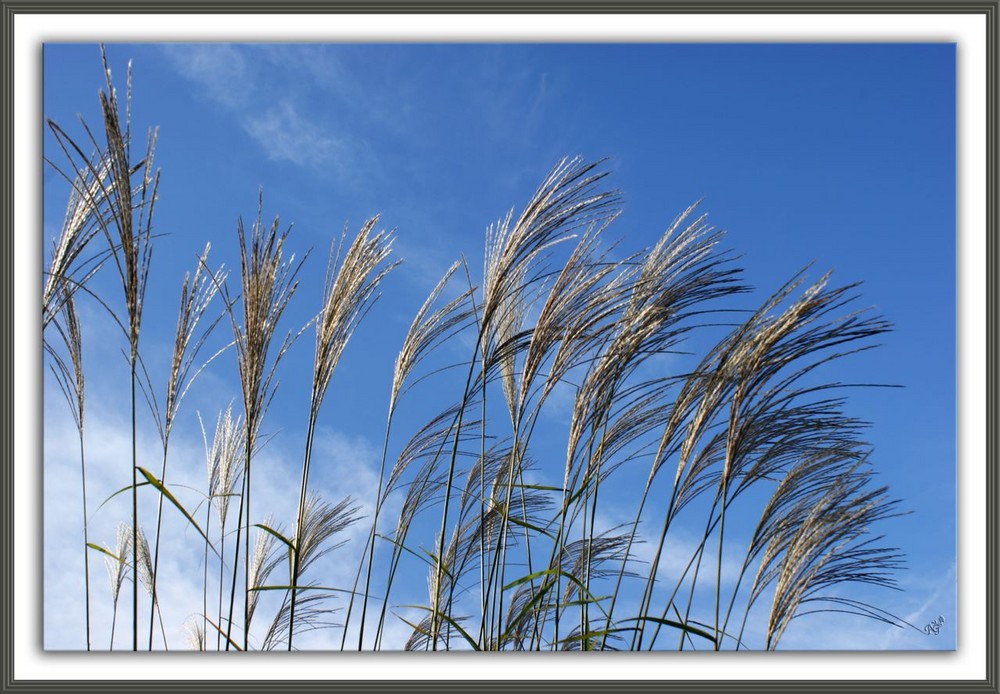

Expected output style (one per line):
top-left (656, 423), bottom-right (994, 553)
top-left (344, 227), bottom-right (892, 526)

top-left (42, 42), bottom-right (956, 651)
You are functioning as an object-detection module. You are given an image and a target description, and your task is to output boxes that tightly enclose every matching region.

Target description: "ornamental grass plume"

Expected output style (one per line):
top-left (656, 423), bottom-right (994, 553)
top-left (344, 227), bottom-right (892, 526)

top-left (218, 192), bottom-right (304, 651)
top-left (290, 218), bottom-right (396, 649)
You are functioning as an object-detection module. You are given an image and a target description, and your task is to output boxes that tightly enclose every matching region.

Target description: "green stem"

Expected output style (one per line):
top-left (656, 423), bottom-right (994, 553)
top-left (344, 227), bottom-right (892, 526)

top-left (581, 419), bottom-right (611, 650)
top-left (714, 478), bottom-right (729, 650)
top-left (148, 439), bottom-right (171, 649)
top-left (288, 414), bottom-right (318, 650)
top-left (353, 411), bottom-right (394, 650)
top-left (217, 526), bottom-right (227, 651)
top-left (202, 498), bottom-right (211, 651)
top-left (109, 596), bottom-right (118, 651)
top-left (244, 443), bottom-right (251, 650)
top-left (130, 357), bottom-right (138, 652)
top-left (224, 454), bottom-right (247, 650)
top-left (78, 428), bottom-right (92, 651)
top-left (477, 381), bottom-right (487, 649)
top-left (430, 355), bottom-right (478, 650)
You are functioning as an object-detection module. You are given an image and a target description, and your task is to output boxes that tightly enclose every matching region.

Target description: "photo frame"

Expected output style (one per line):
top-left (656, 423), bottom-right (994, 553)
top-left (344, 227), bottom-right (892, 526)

top-left (3, 1), bottom-right (995, 691)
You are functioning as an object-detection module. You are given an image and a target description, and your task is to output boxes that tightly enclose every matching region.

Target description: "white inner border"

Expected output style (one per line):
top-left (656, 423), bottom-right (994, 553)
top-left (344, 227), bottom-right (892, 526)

top-left (12, 12), bottom-right (987, 683)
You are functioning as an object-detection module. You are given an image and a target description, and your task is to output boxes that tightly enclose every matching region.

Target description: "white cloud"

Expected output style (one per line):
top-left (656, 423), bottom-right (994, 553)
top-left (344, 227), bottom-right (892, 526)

top-left (42, 375), bottom-right (404, 650)
top-left (161, 44), bottom-right (250, 109)
top-left (159, 45), bottom-right (363, 175)
top-left (243, 101), bottom-right (340, 169)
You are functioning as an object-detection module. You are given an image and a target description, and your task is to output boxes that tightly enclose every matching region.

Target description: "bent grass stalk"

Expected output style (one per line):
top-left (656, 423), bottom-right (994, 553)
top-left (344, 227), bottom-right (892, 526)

top-left (342, 259), bottom-right (470, 650)
top-left (290, 218), bottom-right (396, 650)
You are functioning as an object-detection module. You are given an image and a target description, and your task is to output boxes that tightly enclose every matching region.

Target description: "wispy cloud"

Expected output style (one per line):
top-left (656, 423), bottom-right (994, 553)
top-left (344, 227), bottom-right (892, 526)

top-left (159, 45), bottom-right (355, 173)
top-left (243, 101), bottom-right (341, 169)
top-left (161, 44), bottom-right (250, 109)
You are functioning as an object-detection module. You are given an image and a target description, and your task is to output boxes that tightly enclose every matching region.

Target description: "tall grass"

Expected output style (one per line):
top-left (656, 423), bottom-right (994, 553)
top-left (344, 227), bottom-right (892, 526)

top-left (198, 404), bottom-right (245, 649)
top-left (290, 219), bottom-right (396, 649)
top-left (43, 50), bottom-right (912, 652)
top-left (219, 196), bottom-right (304, 650)
top-left (45, 47), bottom-right (159, 651)
top-left (95, 52), bottom-right (158, 651)
top-left (141, 243), bottom-right (227, 649)
top-left (44, 287), bottom-right (90, 649)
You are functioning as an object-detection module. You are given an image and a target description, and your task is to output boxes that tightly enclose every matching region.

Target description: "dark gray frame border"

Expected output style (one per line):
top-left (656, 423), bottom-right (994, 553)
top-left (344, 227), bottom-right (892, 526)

top-left (2, 1), bottom-right (995, 692)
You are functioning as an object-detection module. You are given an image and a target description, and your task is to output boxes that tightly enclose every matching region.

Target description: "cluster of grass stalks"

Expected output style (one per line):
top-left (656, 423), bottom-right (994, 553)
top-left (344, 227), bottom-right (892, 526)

top-left (43, 49), bottom-right (909, 652)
